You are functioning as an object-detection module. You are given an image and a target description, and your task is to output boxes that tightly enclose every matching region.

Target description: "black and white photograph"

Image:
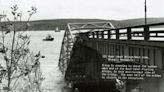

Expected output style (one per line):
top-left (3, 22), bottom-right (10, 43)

top-left (0, 0), bottom-right (164, 92)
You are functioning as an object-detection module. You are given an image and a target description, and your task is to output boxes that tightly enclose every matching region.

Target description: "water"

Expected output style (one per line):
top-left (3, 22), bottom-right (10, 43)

top-left (27, 31), bottom-right (65, 91)
top-left (0, 30), bottom-right (65, 92)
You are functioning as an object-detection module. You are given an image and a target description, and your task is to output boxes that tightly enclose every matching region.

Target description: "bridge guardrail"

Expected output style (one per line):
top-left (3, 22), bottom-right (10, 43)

top-left (84, 22), bottom-right (164, 41)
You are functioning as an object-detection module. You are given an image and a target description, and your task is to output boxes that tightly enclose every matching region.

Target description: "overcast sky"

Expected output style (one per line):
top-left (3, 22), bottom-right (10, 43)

top-left (0, 0), bottom-right (164, 20)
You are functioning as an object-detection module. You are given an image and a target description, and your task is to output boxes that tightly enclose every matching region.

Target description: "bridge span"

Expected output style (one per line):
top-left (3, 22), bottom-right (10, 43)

top-left (59, 22), bottom-right (164, 92)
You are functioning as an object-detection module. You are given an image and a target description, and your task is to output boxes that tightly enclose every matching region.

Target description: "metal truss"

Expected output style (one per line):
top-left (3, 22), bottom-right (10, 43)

top-left (58, 22), bottom-right (114, 75)
top-left (68, 22), bottom-right (114, 30)
top-left (58, 29), bottom-right (73, 74)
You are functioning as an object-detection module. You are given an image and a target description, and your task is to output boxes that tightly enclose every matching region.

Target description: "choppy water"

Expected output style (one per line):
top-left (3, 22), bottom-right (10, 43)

top-left (0, 30), bottom-right (66, 92)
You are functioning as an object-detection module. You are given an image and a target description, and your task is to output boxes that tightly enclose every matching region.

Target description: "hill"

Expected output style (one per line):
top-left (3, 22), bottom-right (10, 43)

top-left (1, 18), bottom-right (164, 30)
top-left (29, 19), bottom-right (110, 30)
top-left (117, 18), bottom-right (164, 28)
top-left (29, 18), bottom-right (164, 30)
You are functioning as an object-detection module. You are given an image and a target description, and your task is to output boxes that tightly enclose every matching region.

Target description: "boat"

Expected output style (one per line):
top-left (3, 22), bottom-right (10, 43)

top-left (55, 27), bottom-right (60, 32)
top-left (43, 34), bottom-right (54, 41)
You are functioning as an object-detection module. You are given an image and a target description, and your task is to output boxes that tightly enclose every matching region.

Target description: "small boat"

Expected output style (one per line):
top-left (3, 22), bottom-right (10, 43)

top-left (55, 27), bottom-right (60, 32)
top-left (43, 34), bottom-right (54, 41)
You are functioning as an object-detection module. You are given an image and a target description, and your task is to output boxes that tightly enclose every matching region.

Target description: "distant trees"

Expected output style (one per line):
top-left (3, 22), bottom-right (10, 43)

top-left (0, 4), bottom-right (44, 92)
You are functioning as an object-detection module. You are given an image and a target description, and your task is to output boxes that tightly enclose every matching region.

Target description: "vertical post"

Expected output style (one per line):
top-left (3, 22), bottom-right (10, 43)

top-left (108, 30), bottom-right (111, 39)
top-left (92, 32), bottom-right (95, 38)
top-left (96, 31), bottom-right (99, 39)
top-left (144, 26), bottom-right (149, 41)
top-left (127, 28), bottom-right (132, 40)
top-left (116, 29), bottom-right (119, 40)
top-left (145, 0), bottom-right (147, 25)
top-left (101, 31), bottom-right (104, 39)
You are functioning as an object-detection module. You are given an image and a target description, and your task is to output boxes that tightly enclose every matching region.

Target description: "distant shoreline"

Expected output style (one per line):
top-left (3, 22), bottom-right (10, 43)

top-left (0, 18), bottom-right (164, 30)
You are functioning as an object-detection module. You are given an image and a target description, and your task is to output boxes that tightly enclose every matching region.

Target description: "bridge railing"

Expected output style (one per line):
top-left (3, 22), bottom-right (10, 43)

top-left (78, 22), bottom-right (164, 72)
top-left (84, 22), bottom-right (164, 41)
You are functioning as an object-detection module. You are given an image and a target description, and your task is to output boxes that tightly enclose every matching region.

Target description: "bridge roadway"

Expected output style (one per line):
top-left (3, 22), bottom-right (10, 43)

top-left (59, 22), bottom-right (164, 92)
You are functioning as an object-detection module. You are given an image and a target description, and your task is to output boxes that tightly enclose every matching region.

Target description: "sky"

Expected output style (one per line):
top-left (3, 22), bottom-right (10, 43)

top-left (0, 0), bottom-right (164, 20)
